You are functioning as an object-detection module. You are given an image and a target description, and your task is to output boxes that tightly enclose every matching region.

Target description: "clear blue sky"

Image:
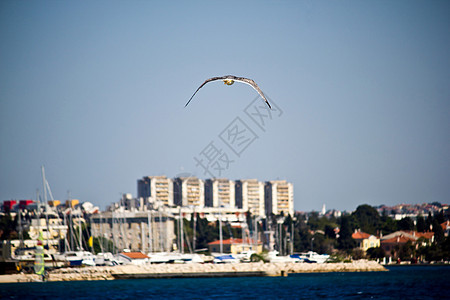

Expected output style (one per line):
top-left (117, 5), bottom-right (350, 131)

top-left (1, 1), bottom-right (449, 212)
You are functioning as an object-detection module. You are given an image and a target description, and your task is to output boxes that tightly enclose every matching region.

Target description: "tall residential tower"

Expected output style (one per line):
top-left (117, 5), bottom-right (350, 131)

top-left (264, 180), bottom-right (294, 216)
top-left (205, 178), bottom-right (235, 208)
top-left (137, 176), bottom-right (174, 207)
top-left (235, 179), bottom-right (265, 217)
top-left (173, 177), bottom-right (205, 207)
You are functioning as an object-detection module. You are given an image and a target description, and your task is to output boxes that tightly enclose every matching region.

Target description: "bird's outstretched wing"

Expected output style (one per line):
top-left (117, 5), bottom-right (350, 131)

top-left (233, 76), bottom-right (271, 109)
top-left (185, 76), bottom-right (228, 107)
top-left (185, 75), bottom-right (272, 109)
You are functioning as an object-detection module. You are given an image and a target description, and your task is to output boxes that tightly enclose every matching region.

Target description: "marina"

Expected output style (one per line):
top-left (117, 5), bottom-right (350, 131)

top-left (0, 260), bottom-right (386, 283)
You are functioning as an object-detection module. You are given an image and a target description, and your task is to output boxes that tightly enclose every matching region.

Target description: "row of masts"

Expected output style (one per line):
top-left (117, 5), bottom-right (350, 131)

top-left (16, 166), bottom-right (88, 255)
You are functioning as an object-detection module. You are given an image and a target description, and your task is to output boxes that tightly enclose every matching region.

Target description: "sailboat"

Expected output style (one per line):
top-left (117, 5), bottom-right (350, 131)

top-left (56, 213), bottom-right (96, 266)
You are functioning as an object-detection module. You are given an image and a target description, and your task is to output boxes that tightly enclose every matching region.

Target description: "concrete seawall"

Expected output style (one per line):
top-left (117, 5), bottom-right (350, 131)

top-left (0, 260), bottom-right (387, 283)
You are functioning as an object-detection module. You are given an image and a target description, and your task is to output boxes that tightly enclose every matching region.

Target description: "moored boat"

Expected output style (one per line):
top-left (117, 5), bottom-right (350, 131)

top-left (267, 251), bottom-right (302, 263)
top-left (147, 252), bottom-right (206, 264)
top-left (57, 251), bottom-right (96, 266)
top-left (213, 254), bottom-right (240, 263)
top-left (295, 251), bottom-right (330, 264)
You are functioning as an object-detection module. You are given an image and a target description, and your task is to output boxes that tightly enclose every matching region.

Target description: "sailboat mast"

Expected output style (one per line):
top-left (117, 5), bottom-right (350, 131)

top-left (70, 208), bottom-right (74, 251)
top-left (79, 216), bottom-right (82, 250)
top-left (254, 217), bottom-right (258, 251)
top-left (193, 207), bottom-right (196, 252)
top-left (179, 206), bottom-right (184, 253)
top-left (158, 204), bottom-right (163, 252)
top-left (18, 201), bottom-right (23, 252)
top-left (148, 210), bottom-right (152, 253)
top-left (41, 166), bottom-right (50, 250)
top-left (219, 206), bottom-right (223, 254)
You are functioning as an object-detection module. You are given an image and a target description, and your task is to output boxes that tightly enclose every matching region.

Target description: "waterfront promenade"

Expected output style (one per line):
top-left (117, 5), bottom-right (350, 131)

top-left (0, 260), bottom-right (386, 283)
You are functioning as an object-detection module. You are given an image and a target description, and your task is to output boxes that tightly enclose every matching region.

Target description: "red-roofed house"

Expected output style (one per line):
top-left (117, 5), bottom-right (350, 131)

top-left (352, 230), bottom-right (380, 252)
top-left (380, 230), bottom-right (435, 259)
top-left (410, 231), bottom-right (434, 241)
top-left (382, 231), bottom-right (434, 244)
top-left (380, 235), bottom-right (415, 257)
top-left (208, 238), bottom-right (262, 254)
top-left (119, 251), bottom-right (149, 265)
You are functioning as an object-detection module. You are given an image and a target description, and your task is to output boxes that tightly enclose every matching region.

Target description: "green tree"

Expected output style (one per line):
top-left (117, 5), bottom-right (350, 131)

top-left (307, 212), bottom-right (320, 231)
top-left (352, 248), bottom-right (365, 260)
top-left (424, 244), bottom-right (443, 261)
top-left (397, 217), bottom-right (415, 231)
top-left (380, 214), bottom-right (397, 234)
top-left (398, 241), bottom-right (414, 261)
top-left (92, 236), bottom-right (116, 254)
top-left (337, 216), bottom-right (356, 251)
top-left (366, 247), bottom-right (386, 259)
top-left (311, 233), bottom-right (334, 254)
top-left (352, 204), bottom-right (380, 235)
top-left (432, 219), bottom-right (445, 244)
top-left (416, 215), bottom-right (426, 232)
top-left (425, 212), bottom-right (433, 231)
top-left (435, 211), bottom-right (445, 225)
top-left (442, 236), bottom-right (450, 260)
top-left (293, 216), bottom-right (313, 252)
top-left (324, 224), bottom-right (337, 239)
top-left (194, 216), bottom-right (219, 250)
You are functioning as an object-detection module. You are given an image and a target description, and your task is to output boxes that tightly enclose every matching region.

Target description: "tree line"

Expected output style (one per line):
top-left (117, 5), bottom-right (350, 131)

top-left (178, 204), bottom-right (449, 261)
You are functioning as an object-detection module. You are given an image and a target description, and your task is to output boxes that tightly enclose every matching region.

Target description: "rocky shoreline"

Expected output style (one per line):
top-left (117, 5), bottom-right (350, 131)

top-left (0, 260), bottom-right (387, 283)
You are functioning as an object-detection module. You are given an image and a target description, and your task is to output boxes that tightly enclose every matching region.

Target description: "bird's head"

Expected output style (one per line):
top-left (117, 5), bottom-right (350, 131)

top-left (223, 79), bottom-right (235, 86)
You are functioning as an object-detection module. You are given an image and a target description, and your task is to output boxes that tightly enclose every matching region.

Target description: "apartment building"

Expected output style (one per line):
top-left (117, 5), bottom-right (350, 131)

top-left (137, 176), bottom-right (174, 207)
top-left (173, 176), bottom-right (205, 207)
top-left (235, 179), bottom-right (265, 217)
top-left (264, 180), bottom-right (294, 216)
top-left (137, 175), bottom-right (294, 218)
top-left (205, 178), bottom-right (235, 208)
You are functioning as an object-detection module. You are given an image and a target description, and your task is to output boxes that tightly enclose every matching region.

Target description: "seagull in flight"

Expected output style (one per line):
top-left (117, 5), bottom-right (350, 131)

top-left (185, 75), bottom-right (272, 109)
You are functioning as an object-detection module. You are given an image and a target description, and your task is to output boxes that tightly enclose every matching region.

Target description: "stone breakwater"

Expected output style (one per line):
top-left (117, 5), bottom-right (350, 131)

top-left (0, 260), bottom-right (387, 283)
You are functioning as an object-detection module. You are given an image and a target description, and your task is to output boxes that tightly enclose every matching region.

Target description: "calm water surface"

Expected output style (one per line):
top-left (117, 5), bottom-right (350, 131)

top-left (1, 265), bottom-right (448, 299)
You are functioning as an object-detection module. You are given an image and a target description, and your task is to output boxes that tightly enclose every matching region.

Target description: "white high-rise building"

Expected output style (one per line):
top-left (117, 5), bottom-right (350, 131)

top-left (137, 176), bottom-right (174, 207)
top-left (265, 180), bottom-right (294, 216)
top-left (173, 177), bottom-right (205, 207)
top-left (137, 175), bottom-right (294, 218)
top-left (235, 179), bottom-right (265, 217)
top-left (205, 178), bottom-right (235, 208)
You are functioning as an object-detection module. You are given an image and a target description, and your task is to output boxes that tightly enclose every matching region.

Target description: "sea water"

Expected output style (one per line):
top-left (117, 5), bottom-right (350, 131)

top-left (1, 265), bottom-right (448, 299)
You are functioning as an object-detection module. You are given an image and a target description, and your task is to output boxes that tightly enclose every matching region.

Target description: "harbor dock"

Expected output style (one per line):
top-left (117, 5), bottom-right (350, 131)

top-left (0, 260), bottom-right (387, 283)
